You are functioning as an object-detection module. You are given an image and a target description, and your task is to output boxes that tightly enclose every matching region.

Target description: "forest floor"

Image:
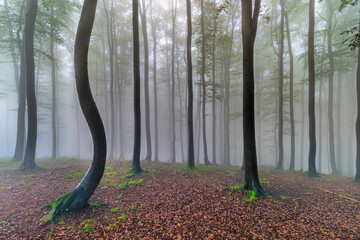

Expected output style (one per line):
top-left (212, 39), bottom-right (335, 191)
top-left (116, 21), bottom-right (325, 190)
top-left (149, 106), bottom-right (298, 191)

top-left (0, 158), bottom-right (359, 239)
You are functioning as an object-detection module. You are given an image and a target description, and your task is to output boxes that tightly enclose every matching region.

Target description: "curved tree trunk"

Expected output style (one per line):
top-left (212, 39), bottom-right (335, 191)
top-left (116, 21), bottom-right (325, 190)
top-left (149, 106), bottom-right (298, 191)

top-left (132, 0), bottom-right (143, 173)
top-left (19, 0), bottom-right (39, 170)
top-left (47, 0), bottom-right (107, 218)
top-left (241, 0), bottom-right (265, 195)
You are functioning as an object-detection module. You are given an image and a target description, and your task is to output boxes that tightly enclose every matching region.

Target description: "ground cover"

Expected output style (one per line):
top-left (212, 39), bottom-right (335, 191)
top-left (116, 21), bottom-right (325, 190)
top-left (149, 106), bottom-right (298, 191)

top-left (0, 159), bottom-right (359, 239)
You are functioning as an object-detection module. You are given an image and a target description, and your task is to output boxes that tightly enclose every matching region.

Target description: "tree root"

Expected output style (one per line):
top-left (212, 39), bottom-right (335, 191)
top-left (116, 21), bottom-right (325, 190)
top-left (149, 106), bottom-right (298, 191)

top-left (41, 187), bottom-right (89, 224)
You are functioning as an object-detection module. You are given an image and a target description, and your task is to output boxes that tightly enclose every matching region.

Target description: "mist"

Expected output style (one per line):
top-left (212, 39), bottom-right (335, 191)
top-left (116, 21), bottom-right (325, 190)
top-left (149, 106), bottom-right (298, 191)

top-left (0, 0), bottom-right (358, 177)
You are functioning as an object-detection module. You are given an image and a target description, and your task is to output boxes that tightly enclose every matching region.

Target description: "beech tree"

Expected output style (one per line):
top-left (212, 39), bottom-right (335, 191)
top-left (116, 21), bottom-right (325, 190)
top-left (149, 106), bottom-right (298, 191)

top-left (187, 0), bottom-right (195, 168)
top-left (45, 0), bottom-right (107, 219)
top-left (132, 0), bottom-right (143, 173)
top-left (241, 0), bottom-right (265, 195)
top-left (19, 0), bottom-right (39, 170)
top-left (308, 0), bottom-right (319, 177)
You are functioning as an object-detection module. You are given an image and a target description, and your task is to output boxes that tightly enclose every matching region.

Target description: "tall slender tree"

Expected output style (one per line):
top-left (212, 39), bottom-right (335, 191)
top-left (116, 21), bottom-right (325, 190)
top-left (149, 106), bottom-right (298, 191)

top-left (19, 0), bottom-right (39, 170)
top-left (308, 0), bottom-right (319, 177)
top-left (285, 3), bottom-right (295, 171)
top-left (276, 0), bottom-right (285, 170)
top-left (45, 0), bottom-right (107, 219)
top-left (170, 0), bottom-right (177, 163)
top-left (132, 0), bottom-right (143, 173)
top-left (200, 0), bottom-right (211, 166)
top-left (241, 0), bottom-right (265, 195)
top-left (326, 0), bottom-right (339, 175)
top-left (187, 0), bottom-right (195, 168)
top-left (140, 0), bottom-right (152, 162)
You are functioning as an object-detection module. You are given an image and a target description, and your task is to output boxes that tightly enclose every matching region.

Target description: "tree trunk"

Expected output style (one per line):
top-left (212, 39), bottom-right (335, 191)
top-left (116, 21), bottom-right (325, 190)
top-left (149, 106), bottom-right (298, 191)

top-left (211, 0), bottom-right (217, 165)
top-left (140, 0), bottom-right (152, 161)
top-left (19, 0), bottom-right (39, 170)
top-left (285, 8), bottom-right (295, 171)
top-left (355, 46), bottom-right (360, 181)
top-left (201, 0), bottom-right (210, 166)
top-left (186, 0), bottom-right (195, 168)
top-left (170, 0), bottom-right (177, 163)
top-left (50, 2), bottom-right (57, 160)
top-left (308, 0), bottom-right (319, 177)
top-left (150, 5), bottom-right (159, 162)
top-left (276, 0), bottom-right (285, 170)
top-left (12, 1), bottom-right (26, 162)
top-left (132, 0), bottom-right (142, 173)
top-left (241, 0), bottom-right (264, 195)
top-left (48, 0), bottom-right (107, 218)
top-left (326, 0), bottom-right (339, 175)
top-left (103, 0), bottom-right (115, 160)
top-left (336, 72), bottom-right (342, 174)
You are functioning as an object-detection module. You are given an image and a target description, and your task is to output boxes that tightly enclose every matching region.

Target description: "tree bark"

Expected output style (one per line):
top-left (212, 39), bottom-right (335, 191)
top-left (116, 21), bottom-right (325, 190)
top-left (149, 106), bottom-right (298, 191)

top-left (19, 0), bottom-right (39, 170)
top-left (211, 0), bottom-right (217, 165)
top-left (48, 0), bottom-right (107, 218)
top-left (170, 0), bottom-right (177, 163)
top-left (140, 0), bottom-right (152, 161)
top-left (308, 0), bottom-right (319, 177)
top-left (285, 7), bottom-right (295, 171)
top-left (355, 46), bottom-right (360, 181)
top-left (276, 0), bottom-right (285, 170)
top-left (50, 2), bottom-right (57, 160)
top-left (326, 0), bottom-right (339, 175)
top-left (186, 0), bottom-right (195, 168)
top-left (241, 0), bottom-right (265, 195)
top-left (150, 4), bottom-right (159, 162)
top-left (12, 0), bottom-right (26, 162)
top-left (132, 0), bottom-right (143, 173)
top-left (201, 0), bottom-right (211, 166)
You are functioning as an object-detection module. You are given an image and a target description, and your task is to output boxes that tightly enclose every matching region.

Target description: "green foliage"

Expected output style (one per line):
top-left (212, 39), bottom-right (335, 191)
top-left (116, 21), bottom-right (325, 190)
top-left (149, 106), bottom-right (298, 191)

top-left (116, 193), bottom-right (123, 200)
top-left (325, 176), bottom-right (338, 182)
top-left (110, 207), bottom-right (119, 213)
top-left (245, 190), bottom-right (256, 203)
top-left (259, 177), bottom-right (270, 184)
top-left (118, 179), bottom-right (143, 188)
top-left (118, 215), bottom-right (128, 221)
top-left (81, 219), bottom-right (94, 234)
top-left (90, 202), bottom-right (102, 208)
top-left (65, 170), bottom-right (85, 179)
top-left (228, 185), bottom-right (244, 191)
top-left (58, 220), bottom-right (64, 225)
top-left (281, 195), bottom-right (288, 200)
top-left (130, 205), bottom-right (137, 211)
top-left (40, 191), bottom-right (73, 224)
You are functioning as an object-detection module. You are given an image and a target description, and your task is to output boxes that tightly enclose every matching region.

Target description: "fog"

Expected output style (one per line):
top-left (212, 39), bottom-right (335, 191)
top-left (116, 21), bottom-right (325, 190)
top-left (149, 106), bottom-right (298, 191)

top-left (0, 0), bottom-right (358, 177)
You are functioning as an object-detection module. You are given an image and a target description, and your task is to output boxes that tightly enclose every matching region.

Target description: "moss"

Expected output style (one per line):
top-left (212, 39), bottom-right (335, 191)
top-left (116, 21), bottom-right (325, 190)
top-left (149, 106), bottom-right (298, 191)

top-left (41, 191), bottom-right (73, 224)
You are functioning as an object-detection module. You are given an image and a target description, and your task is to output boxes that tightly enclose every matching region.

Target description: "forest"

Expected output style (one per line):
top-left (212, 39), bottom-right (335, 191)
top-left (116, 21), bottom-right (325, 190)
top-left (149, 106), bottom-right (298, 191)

top-left (0, 0), bottom-right (359, 238)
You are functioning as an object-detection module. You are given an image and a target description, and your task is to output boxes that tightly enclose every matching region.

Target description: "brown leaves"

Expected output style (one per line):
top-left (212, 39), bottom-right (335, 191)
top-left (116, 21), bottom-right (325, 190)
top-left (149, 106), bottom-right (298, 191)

top-left (0, 161), bottom-right (360, 239)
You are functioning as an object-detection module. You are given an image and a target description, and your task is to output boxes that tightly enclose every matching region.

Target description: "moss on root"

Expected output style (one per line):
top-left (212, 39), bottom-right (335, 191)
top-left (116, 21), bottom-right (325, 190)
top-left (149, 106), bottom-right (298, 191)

top-left (41, 189), bottom-right (89, 225)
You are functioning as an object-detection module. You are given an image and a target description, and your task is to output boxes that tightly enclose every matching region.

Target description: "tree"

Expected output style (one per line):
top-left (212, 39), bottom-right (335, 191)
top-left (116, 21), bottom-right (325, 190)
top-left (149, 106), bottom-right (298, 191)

top-left (140, 0), bottom-right (152, 162)
top-left (44, 0), bottom-right (107, 220)
top-left (326, 0), bottom-right (339, 175)
top-left (200, 0), bottom-right (211, 166)
top-left (308, 0), bottom-right (319, 177)
top-left (132, 0), bottom-right (143, 173)
top-left (275, 0), bottom-right (285, 170)
top-left (187, 0), bottom-right (195, 168)
top-left (19, 0), bottom-right (39, 170)
top-left (339, 0), bottom-right (360, 181)
top-left (170, 0), bottom-right (177, 163)
top-left (241, 0), bottom-right (265, 195)
top-left (284, 2), bottom-right (295, 171)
